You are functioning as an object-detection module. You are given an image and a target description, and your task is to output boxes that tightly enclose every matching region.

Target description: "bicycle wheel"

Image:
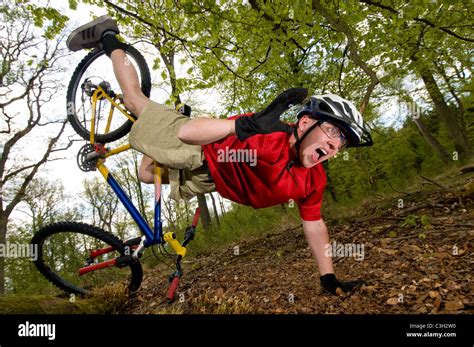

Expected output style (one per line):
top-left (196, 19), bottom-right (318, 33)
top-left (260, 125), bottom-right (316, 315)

top-left (66, 45), bottom-right (151, 143)
top-left (31, 222), bottom-right (143, 295)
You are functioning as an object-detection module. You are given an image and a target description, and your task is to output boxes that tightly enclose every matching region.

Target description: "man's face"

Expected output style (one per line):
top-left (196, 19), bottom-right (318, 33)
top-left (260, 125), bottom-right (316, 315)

top-left (296, 115), bottom-right (345, 168)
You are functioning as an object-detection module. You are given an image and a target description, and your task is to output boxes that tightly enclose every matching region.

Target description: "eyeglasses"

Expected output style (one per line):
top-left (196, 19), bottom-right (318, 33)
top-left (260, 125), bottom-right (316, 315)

top-left (319, 122), bottom-right (347, 149)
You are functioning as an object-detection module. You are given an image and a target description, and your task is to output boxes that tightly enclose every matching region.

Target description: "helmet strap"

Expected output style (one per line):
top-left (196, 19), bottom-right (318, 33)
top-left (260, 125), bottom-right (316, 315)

top-left (292, 120), bottom-right (322, 163)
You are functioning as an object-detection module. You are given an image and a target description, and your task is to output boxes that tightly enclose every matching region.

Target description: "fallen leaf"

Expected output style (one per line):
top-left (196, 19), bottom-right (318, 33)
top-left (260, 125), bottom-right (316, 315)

top-left (447, 281), bottom-right (462, 291)
top-left (453, 248), bottom-right (466, 256)
top-left (216, 287), bottom-right (225, 298)
top-left (380, 238), bottom-right (393, 245)
top-left (416, 293), bottom-right (429, 303)
top-left (444, 301), bottom-right (464, 311)
top-left (415, 305), bottom-right (428, 314)
top-left (377, 247), bottom-right (399, 255)
top-left (386, 297), bottom-right (399, 305)
top-left (434, 294), bottom-right (442, 311)
top-left (362, 285), bottom-right (376, 293)
top-left (296, 307), bottom-right (311, 314)
top-left (350, 295), bottom-right (360, 302)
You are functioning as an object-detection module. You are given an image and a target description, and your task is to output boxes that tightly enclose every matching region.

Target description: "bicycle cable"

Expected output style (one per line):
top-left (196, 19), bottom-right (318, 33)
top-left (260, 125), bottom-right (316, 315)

top-left (152, 245), bottom-right (176, 271)
top-left (158, 243), bottom-right (176, 260)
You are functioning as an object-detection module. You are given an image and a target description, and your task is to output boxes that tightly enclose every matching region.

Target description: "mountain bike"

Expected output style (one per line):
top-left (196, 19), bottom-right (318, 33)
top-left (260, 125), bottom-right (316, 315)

top-left (30, 46), bottom-right (199, 301)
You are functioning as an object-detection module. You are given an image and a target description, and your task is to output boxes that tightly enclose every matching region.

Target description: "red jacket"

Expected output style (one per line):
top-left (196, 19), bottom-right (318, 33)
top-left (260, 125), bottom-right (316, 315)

top-left (201, 114), bottom-right (327, 221)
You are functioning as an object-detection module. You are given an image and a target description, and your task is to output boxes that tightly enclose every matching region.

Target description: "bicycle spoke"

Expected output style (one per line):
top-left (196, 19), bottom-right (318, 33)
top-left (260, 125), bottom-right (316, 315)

top-left (68, 49), bottom-right (148, 143)
top-left (38, 230), bottom-right (133, 293)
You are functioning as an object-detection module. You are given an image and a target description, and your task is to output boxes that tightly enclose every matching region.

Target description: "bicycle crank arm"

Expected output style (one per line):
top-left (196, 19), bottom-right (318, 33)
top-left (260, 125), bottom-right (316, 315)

top-left (132, 236), bottom-right (147, 260)
top-left (78, 255), bottom-right (134, 276)
top-left (89, 241), bottom-right (139, 260)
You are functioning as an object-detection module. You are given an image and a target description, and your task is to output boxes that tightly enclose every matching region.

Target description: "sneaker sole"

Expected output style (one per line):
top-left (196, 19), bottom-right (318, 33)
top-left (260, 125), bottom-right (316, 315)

top-left (66, 15), bottom-right (119, 52)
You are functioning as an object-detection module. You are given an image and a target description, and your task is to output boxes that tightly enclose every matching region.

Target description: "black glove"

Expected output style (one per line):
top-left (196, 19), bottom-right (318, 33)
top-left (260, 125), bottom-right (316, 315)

top-left (320, 273), bottom-right (366, 295)
top-left (235, 87), bottom-right (308, 141)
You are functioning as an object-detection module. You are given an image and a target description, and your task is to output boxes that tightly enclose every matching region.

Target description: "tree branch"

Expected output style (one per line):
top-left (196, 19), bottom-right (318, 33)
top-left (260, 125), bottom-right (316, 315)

top-left (313, 0), bottom-right (380, 113)
top-left (104, 0), bottom-right (189, 46)
top-left (4, 120), bottom-right (68, 217)
top-left (360, 0), bottom-right (474, 42)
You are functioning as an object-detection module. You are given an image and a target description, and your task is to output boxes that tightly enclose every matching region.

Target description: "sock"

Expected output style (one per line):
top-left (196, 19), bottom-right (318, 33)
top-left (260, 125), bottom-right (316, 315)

top-left (101, 33), bottom-right (128, 57)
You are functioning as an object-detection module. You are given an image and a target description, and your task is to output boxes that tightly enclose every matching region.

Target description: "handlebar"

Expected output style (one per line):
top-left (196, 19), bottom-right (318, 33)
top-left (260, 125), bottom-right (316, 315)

top-left (167, 276), bottom-right (180, 302)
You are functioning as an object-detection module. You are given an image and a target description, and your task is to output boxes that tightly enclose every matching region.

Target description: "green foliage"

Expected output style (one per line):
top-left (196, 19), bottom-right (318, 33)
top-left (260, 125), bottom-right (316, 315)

top-left (7, 0), bottom-right (472, 298)
top-left (10, 0), bottom-right (70, 39)
top-left (0, 291), bottom-right (127, 314)
top-left (169, 202), bottom-right (299, 258)
top-left (401, 214), bottom-right (419, 228)
top-left (326, 107), bottom-right (459, 203)
top-left (400, 214), bottom-right (431, 229)
top-left (387, 230), bottom-right (397, 238)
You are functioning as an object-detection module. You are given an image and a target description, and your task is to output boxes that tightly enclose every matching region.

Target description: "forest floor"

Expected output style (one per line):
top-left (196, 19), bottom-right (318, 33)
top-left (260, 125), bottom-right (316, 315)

top-left (1, 169), bottom-right (471, 314)
top-left (122, 169), bottom-right (474, 314)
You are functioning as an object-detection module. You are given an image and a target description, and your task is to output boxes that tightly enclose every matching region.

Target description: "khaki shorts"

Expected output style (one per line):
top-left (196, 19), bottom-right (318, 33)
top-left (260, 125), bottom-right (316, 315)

top-left (129, 101), bottom-right (215, 201)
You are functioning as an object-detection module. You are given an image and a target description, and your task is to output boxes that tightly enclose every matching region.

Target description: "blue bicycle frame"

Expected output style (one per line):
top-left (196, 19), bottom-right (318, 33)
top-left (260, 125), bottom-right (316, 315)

top-left (96, 156), bottom-right (163, 247)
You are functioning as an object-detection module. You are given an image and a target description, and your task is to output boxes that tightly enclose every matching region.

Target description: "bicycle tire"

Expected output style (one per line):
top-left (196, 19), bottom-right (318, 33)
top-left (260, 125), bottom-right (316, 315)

top-left (31, 222), bottom-right (143, 295)
top-left (66, 45), bottom-right (151, 143)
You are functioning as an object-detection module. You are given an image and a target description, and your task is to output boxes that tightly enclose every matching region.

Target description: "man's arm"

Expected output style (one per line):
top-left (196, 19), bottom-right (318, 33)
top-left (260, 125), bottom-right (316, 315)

top-left (303, 218), bottom-right (366, 294)
top-left (178, 118), bottom-right (236, 145)
top-left (302, 218), bottom-right (334, 275)
top-left (177, 87), bottom-right (307, 145)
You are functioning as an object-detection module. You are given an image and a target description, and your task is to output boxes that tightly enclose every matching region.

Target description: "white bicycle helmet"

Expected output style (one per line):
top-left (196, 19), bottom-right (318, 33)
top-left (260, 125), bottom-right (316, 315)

top-left (296, 94), bottom-right (373, 148)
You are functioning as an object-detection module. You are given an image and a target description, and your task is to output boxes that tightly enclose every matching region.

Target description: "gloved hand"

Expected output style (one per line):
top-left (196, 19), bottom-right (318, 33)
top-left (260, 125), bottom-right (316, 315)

top-left (320, 273), bottom-right (366, 295)
top-left (235, 87), bottom-right (308, 141)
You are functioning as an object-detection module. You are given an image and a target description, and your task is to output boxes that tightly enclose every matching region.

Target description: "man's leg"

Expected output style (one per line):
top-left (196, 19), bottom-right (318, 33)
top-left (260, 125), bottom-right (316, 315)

top-left (66, 16), bottom-right (150, 117)
top-left (138, 155), bottom-right (169, 184)
top-left (109, 49), bottom-right (150, 117)
top-left (67, 17), bottom-right (237, 151)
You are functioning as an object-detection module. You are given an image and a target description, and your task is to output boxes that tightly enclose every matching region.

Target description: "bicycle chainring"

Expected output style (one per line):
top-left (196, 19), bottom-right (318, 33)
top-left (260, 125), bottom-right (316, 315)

top-left (77, 143), bottom-right (97, 172)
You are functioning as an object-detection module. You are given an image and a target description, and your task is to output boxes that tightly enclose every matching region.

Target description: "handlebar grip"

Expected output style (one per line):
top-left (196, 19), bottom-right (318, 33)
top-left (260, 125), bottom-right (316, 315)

top-left (192, 208), bottom-right (201, 227)
top-left (164, 232), bottom-right (186, 257)
top-left (167, 276), bottom-right (180, 302)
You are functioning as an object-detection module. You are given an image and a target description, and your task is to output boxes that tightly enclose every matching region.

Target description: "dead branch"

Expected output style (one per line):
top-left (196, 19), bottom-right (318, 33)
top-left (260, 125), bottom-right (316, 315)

top-left (420, 175), bottom-right (448, 189)
top-left (395, 203), bottom-right (446, 216)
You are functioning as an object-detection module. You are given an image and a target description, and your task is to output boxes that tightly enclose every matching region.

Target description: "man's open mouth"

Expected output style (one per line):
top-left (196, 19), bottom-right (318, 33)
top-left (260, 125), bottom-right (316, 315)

top-left (315, 147), bottom-right (327, 160)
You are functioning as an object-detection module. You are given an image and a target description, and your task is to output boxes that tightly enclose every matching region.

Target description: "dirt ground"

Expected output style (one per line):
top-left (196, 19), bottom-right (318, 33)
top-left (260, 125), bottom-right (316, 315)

top-left (123, 172), bottom-right (474, 314)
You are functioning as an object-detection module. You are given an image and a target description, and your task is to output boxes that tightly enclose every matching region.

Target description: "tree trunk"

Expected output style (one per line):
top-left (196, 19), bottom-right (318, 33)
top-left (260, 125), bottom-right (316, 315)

top-left (218, 195), bottom-right (226, 216)
top-left (209, 193), bottom-right (220, 226)
top-left (418, 65), bottom-right (473, 159)
top-left (434, 61), bottom-right (469, 147)
top-left (0, 213), bottom-right (6, 295)
top-left (197, 194), bottom-right (211, 230)
top-left (413, 117), bottom-right (451, 164)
